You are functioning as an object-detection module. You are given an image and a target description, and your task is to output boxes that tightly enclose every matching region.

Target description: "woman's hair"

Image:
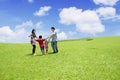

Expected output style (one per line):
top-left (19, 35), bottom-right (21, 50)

top-left (32, 29), bottom-right (35, 34)
top-left (31, 29), bottom-right (36, 38)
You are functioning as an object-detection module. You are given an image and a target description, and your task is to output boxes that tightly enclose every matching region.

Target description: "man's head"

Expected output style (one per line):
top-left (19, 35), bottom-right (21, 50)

top-left (39, 35), bottom-right (42, 38)
top-left (51, 27), bottom-right (55, 32)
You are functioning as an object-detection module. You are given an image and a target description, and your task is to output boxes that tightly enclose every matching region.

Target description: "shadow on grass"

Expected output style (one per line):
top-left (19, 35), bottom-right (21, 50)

top-left (25, 53), bottom-right (43, 56)
top-left (86, 38), bottom-right (93, 41)
top-left (48, 52), bottom-right (58, 55)
top-left (35, 54), bottom-right (43, 56)
top-left (25, 52), bottom-right (57, 57)
top-left (89, 48), bottom-right (99, 50)
top-left (26, 53), bottom-right (33, 56)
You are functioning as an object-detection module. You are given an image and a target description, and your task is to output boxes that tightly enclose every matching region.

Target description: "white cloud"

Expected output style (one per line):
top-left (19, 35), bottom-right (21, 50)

top-left (54, 28), bottom-right (68, 40)
top-left (35, 21), bottom-right (43, 29)
top-left (58, 32), bottom-right (67, 40)
top-left (0, 26), bottom-right (15, 38)
top-left (34, 6), bottom-right (51, 16)
top-left (59, 7), bottom-right (105, 35)
top-left (59, 7), bottom-right (82, 25)
top-left (93, 0), bottom-right (119, 6)
top-left (28, 0), bottom-right (34, 3)
top-left (111, 15), bottom-right (120, 21)
top-left (68, 31), bottom-right (77, 36)
top-left (95, 7), bottom-right (120, 21)
top-left (15, 20), bottom-right (33, 30)
top-left (96, 7), bottom-right (116, 19)
top-left (0, 20), bottom-right (43, 42)
top-left (0, 26), bottom-right (26, 42)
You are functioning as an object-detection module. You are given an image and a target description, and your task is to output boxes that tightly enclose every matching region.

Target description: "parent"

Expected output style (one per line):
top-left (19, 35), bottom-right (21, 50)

top-left (29, 29), bottom-right (37, 55)
top-left (48, 27), bottom-right (58, 53)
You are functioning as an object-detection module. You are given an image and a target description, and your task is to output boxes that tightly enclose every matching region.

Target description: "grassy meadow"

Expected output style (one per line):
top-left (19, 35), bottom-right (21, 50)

top-left (0, 36), bottom-right (120, 80)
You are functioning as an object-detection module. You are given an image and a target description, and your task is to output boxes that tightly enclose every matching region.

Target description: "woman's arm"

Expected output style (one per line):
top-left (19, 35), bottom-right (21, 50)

top-left (28, 34), bottom-right (32, 37)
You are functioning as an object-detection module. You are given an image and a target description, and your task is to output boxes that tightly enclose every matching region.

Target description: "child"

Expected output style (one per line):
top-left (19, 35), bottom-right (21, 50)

top-left (36, 35), bottom-right (45, 56)
top-left (45, 39), bottom-right (49, 53)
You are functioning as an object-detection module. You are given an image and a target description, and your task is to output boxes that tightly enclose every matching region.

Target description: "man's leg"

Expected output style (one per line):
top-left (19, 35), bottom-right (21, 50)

top-left (54, 41), bottom-right (58, 53)
top-left (51, 42), bottom-right (55, 53)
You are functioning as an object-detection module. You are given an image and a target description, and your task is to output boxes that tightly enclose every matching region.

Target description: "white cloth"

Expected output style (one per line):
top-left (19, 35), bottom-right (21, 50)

top-left (48, 31), bottom-right (57, 42)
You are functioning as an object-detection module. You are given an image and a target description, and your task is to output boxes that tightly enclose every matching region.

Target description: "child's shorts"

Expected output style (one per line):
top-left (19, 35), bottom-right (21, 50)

top-left (40, 46), bottom-right (44, 52)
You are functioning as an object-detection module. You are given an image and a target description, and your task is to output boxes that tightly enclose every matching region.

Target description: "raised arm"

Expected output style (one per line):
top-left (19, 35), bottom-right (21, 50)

top-left (47, 32), bottom-right (56, 39)
top-left (28, 34), bottom-right (32, 37)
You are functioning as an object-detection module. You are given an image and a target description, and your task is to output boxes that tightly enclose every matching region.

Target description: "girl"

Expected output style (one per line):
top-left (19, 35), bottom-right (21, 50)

top-left (45, 39), bottom-right (49, 53)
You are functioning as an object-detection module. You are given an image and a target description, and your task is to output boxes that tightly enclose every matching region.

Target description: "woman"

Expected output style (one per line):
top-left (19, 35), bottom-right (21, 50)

top-left (29, 29), bottom-right (37, 55)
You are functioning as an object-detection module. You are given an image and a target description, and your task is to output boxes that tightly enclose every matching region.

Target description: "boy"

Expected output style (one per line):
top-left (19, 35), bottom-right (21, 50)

top-left (36, 35), bottom-right (45, 56)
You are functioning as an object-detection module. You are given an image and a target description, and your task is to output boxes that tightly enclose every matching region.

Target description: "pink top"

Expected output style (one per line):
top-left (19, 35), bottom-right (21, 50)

top-left (45, 41), bottom-right (48, 48)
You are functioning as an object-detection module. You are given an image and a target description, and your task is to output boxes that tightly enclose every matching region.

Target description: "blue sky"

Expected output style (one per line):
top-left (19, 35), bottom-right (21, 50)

top-left (0, 0), bottom-right (120, 42)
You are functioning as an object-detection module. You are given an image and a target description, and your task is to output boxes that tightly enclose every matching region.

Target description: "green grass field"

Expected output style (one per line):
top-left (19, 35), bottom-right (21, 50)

top-left (0, 36), bottom-right (120, 80)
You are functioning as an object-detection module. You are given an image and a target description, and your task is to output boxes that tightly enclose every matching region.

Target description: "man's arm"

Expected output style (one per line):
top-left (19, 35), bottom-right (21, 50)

top-left (48, 32), bottom-right (56, 39)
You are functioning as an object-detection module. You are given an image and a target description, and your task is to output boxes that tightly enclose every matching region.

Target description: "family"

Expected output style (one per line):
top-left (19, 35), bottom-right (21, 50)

top-left (29, 27), bottom-right (58, 56)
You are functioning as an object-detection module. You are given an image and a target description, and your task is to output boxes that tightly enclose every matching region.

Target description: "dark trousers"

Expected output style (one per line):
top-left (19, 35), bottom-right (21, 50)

top-left (51, 41), bottom-right (58, 53)
top-left (32, 45), bottom-right (36, 54)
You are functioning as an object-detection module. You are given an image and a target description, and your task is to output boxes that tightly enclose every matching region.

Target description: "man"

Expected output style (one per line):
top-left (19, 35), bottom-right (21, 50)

top-left (48, 27), bottom-right (58, 53)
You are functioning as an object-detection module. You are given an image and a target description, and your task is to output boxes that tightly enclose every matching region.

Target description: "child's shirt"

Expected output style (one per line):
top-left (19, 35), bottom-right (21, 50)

top-left (36, 38), bottom-right (45, 47)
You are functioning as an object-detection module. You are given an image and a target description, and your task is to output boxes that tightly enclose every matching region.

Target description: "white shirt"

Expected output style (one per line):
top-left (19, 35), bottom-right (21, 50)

top-left (49, 31), bottom-right (57, 42)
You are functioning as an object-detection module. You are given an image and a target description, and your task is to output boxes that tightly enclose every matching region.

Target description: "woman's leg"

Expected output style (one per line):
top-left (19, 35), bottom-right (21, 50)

top-left (32, 45), bottom-right (36, 54)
